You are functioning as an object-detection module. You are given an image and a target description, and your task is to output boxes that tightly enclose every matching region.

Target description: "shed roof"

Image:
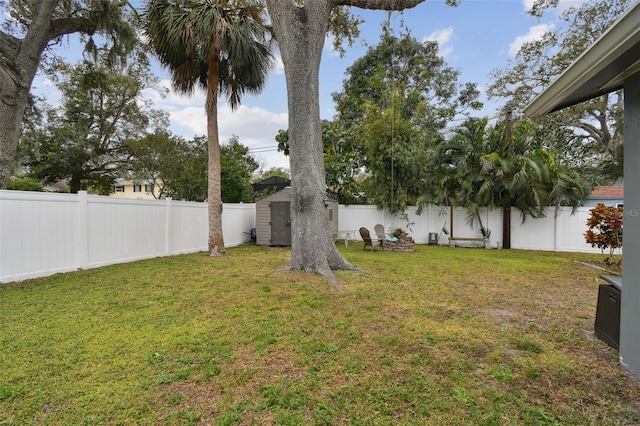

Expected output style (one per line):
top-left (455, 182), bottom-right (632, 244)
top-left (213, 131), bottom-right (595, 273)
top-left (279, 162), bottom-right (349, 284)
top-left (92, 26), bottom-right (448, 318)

top-left (524, 2), bottom-right (640, 117)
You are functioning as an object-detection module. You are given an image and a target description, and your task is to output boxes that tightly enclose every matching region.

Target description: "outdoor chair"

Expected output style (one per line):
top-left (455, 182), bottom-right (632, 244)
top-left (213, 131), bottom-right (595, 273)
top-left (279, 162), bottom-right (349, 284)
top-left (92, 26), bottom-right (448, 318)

top-left (374, 223), bottom-right (398, 243)
top-left (359, 227), bottom-right (382, 251)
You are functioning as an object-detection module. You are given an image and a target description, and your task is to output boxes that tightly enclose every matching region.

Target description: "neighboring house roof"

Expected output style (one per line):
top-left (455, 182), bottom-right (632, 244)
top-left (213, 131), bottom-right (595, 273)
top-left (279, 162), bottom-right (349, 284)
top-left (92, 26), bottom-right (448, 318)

top-left (590, 185), bottom-right (624, 199)
top-left (259, 176), bottom-right (290, 185)
top-left (525, 1), bottom-right (640, 116)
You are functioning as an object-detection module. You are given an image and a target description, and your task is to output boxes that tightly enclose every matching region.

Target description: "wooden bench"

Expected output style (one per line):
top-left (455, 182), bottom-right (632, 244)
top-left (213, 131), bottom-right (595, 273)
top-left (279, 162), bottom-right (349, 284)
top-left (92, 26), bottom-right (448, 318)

top-left (448, 237), bottom-right (484, 248)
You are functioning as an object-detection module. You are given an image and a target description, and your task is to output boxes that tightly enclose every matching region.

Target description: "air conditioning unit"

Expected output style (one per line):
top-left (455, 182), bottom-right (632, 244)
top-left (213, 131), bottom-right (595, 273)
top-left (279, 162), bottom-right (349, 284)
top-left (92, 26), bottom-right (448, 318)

top-left (594, 275), bottom-right (622, 350)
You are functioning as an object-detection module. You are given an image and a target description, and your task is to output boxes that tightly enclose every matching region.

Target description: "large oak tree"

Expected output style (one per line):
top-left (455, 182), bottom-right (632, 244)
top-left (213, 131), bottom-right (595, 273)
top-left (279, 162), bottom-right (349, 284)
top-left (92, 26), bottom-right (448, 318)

top-left (0, 0), bottom-right (137, 189)
top-left (264, 0), bottom-right (458, 286)
top-left (25, 57), bottom-right (164, 194)
top-left (335, 29), bottom-right (481, 214)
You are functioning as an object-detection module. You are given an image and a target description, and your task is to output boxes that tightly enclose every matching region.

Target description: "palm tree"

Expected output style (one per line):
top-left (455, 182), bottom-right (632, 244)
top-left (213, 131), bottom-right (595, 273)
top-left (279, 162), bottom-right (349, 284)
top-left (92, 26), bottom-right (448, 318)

top-left (477, 118), bottom-right (590, 248)
top-left (143, 0), bottom-right (274, 255)
top-left (425, 115), bottom-right (590, 248)
top-left (533, 149), bottom-right (590, 209)
top-left (423, 117), bottom-right (502, 234)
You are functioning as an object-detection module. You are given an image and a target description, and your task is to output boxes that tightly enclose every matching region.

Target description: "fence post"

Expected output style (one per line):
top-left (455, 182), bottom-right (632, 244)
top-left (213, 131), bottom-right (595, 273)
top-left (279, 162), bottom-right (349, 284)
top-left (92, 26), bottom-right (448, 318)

top-left (547, 207), bottom-right (562, 252)
top-left (166, 197), bottom-right (173, 256)
top-left (78, 191), bottom-right (89, 270)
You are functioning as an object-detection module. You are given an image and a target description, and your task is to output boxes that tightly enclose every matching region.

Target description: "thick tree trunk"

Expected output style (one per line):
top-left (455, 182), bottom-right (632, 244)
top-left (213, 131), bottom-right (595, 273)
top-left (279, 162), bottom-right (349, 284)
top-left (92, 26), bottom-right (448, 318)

top-left (265, 0), bottom-right (431, 285)
top-left (207, 58), bottom-right (225, 256)
top-left (0, 87), bottom-right (29, 188)
top-left (70, 175), bottom-right (82, 194)
top-left (266, 0), bottom-right (357, 286)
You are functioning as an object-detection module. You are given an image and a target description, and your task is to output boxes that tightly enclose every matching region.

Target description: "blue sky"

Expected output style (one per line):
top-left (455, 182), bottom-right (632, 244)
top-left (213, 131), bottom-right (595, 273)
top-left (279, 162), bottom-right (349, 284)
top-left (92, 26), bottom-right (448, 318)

top-left (30, 0), bottom-right (585, 172)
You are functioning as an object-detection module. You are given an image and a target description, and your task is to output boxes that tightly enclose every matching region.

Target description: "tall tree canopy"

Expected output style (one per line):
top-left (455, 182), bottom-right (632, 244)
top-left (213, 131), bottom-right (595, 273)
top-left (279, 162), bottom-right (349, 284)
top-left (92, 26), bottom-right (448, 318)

top-left (334, 29), bottom-right (481, 133)
top-left (24, 57), bottom-right (164, 194)
top-left (423, 115), bottom-right (590, 248)
top-left (0, 0), bottom-right (138, 189)
top-left (143, 0), bottom-right (275, 256)
top-left (221, 135), bottom-right (260, 203)
top-left (129, 132), bottom-right (258, 203)
top-left (128, 131), bottom-right (209, 201)
top-left (254, 167), bottom-right (290, 181)
top-left (333, 29), bottom-right (481, 213)
top-left (264, 0), bottom-right (459, 286)
top-left (275, 121), bottom-right (364, 205)
top-left (488, 0), bottom-right (631, 183)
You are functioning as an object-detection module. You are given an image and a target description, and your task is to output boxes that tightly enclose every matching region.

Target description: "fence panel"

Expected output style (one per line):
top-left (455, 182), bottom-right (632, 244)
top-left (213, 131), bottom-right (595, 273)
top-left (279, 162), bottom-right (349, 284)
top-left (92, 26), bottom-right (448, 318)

top-left (385, 206), bottom-right (451, 244)
top-left (510, 208), bottom-right (557, 251)
top-left (0, 191), bottom-right (80, 282)
top-left (87, 196), bottom-right (170, 267)
top-left (340, 205), bottom-right (503, 246)
top-left (557, 207), bottom-right (600, 253)
top-left (0, 191), bottom-right (257, 283)
top-left (221, 203), bottom-right (256, 248)
top-left (171, 200), bottom-right (208, 254)
top-left (337, 205), bottom-right (386, 238)
top-left (509, 207), bottom-right (599, 253)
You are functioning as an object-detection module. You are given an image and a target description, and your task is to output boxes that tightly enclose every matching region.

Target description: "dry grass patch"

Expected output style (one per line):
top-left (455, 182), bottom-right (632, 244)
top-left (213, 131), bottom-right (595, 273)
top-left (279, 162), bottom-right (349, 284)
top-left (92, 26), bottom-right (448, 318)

top-left (1, 244), bottom-right (639, 425)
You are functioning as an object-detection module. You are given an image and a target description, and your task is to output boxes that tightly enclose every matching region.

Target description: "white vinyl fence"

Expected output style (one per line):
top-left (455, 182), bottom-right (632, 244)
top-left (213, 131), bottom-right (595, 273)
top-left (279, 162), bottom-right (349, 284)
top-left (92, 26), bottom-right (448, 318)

top-left (1, 190), bottom-right (604, 283)
top-left (0, 190), bottom-right (254, 283)
top-left (341, 204), bottom-right (602, 253)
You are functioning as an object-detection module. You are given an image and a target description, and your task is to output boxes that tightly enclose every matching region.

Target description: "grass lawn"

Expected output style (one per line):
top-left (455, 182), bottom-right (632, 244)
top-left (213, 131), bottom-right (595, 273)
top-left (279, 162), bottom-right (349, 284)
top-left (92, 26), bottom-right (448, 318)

top-left (1, 244), bottom-right (638, 425)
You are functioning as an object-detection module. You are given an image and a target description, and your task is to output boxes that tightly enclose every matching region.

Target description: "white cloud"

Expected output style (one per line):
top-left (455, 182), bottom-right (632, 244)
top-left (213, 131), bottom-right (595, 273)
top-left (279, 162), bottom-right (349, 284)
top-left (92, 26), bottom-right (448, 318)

top-left (273, 55), bottom-right (285, 75)
top-left (144, 78), bottom-right (290, 167)
top-left (168, 100), bottom-right (287, 141)
top-left (324, 33), bottom-right (341, 57)
top-left (508, 23), bottom-right (554, 56)
top-left (167, 99), bottom-right (290, 169)
top-left (153, 79), bottom-right (207, 107)
top-left (215, 105), bottom-right (289, 169)
top-left (423, 27), bottom-right (454, 57)
top-left (170, 106), bottom-right (207, 135)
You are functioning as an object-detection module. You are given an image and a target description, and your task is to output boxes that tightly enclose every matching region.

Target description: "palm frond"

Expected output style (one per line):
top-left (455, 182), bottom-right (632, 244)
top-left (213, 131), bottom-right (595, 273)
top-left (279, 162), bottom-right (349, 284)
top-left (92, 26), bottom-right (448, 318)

top-left (143, 0), bottom-right (275, 102)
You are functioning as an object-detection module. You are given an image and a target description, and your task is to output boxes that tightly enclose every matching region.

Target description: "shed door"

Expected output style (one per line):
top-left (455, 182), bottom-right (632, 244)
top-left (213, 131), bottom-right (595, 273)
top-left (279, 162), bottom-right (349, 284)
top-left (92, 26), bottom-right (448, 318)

top-left (270, 201), bottom-right (291, 246)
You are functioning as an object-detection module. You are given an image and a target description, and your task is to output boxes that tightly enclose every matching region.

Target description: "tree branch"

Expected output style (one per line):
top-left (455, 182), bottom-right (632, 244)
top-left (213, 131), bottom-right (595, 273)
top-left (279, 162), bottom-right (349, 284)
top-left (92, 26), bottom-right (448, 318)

top-left (333, 0), bottom-right (425, 10)
top-left (333, 0), bottom-right (459, 10)
top-left (50, 17), bottom-right (97, 40)
top-left (576, 121), bottom-right (603, 142)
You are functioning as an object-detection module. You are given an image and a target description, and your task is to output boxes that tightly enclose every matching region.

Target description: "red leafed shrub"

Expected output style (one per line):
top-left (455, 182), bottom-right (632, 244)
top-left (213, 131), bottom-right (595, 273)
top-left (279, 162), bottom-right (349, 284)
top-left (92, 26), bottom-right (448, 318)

top-left (584, 203), bottom-right (623, 260)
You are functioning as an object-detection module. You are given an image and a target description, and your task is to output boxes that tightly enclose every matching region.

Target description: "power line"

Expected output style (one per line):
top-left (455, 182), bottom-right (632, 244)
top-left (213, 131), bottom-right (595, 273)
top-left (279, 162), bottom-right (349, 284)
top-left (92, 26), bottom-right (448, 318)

top-left (248, 145), bottom-right (280, 153)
